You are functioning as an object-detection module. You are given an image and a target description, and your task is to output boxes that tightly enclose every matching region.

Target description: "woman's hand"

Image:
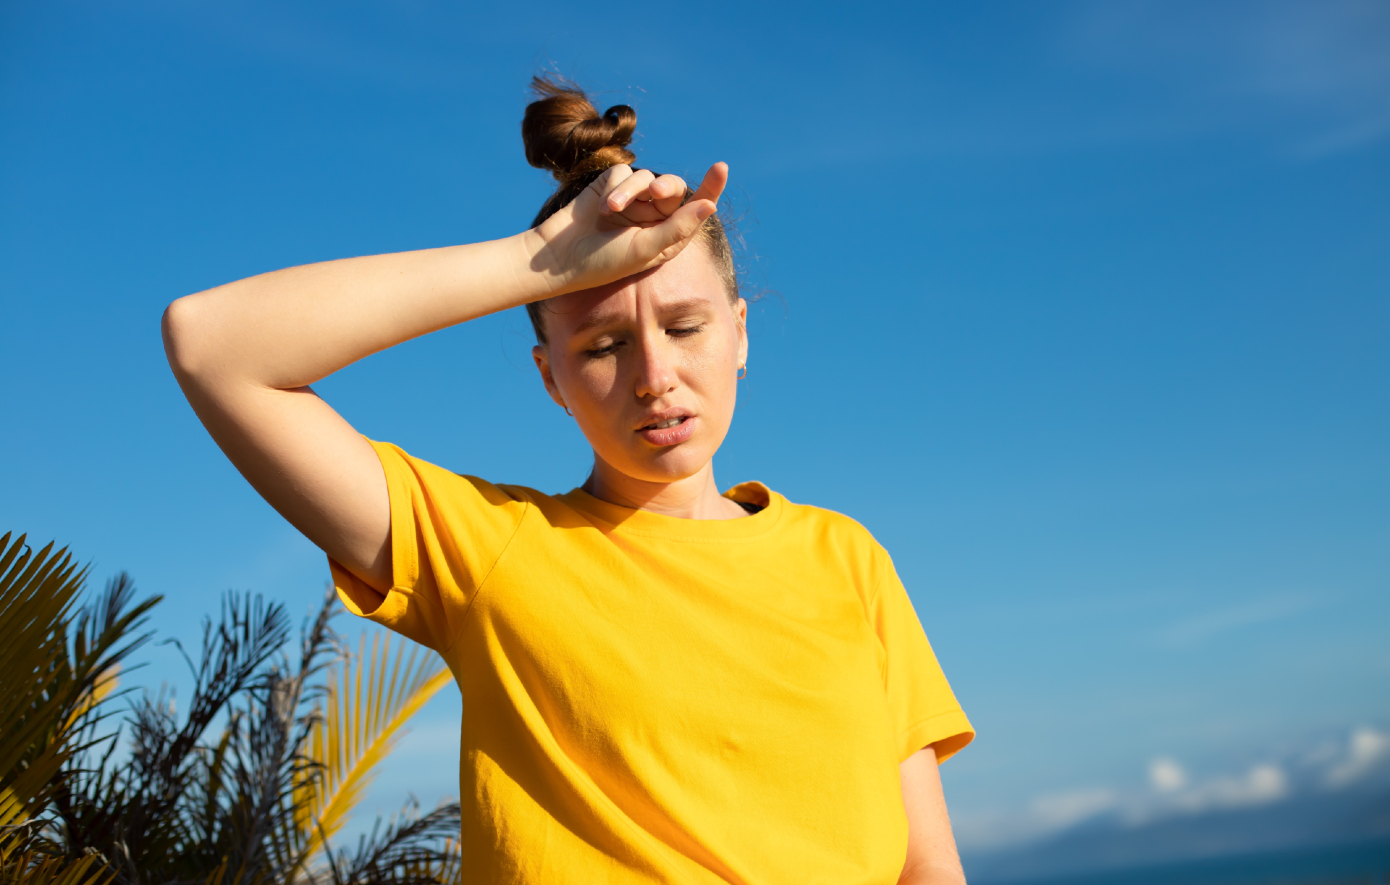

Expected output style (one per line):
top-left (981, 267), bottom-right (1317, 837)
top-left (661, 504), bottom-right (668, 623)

top-left (525, 162), bottom-right (728, 295)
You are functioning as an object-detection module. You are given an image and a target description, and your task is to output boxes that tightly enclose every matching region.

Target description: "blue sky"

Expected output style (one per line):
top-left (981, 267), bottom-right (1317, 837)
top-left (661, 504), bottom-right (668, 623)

top-left (2, 0), bottom-right (1387, 866)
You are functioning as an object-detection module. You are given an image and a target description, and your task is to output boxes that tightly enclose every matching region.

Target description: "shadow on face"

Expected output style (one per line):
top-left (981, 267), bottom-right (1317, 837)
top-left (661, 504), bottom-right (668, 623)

top-left (531, 244), bottom-right (748, 487)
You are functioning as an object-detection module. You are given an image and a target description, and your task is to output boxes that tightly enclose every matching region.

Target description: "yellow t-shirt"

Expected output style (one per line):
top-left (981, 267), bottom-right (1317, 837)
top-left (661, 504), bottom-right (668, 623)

top-left (331, 441), bottom-right (973, 885)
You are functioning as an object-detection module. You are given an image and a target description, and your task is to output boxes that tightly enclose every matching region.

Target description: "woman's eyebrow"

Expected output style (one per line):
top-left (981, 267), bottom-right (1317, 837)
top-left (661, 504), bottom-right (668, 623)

top-left (654, 297), bottom-right (715, 319)
top-left (570, 310), bottom-right (626, 336)
top-left (570, 297), bottom-right (715, 336)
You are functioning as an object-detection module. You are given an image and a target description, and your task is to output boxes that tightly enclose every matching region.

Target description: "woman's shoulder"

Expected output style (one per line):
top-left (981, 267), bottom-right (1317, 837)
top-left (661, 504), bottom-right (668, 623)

top-left (368, 438), bottom-right (564, 511)
top-left (777, 490), bottom-right (874, 533)
top-left (774, 491), bottom-right (892, 561)
top-left (765, 493), bottom-right (902, 610)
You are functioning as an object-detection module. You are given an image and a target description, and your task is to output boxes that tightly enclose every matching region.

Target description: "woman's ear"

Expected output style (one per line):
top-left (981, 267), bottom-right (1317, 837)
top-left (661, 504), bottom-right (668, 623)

top-left (735, 297), bottom-right (749, 368)
top-left (532, 344), bottom-right (569, 409)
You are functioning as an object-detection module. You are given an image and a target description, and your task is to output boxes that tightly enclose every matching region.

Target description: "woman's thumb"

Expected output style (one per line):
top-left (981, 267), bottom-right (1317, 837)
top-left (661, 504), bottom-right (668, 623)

top-left (640, 199), bottom-right (717, 260)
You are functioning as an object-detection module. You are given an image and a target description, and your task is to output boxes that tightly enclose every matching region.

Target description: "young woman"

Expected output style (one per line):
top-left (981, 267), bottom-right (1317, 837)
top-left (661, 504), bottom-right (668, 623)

top-left (163, 78), bottom-right (974, 885)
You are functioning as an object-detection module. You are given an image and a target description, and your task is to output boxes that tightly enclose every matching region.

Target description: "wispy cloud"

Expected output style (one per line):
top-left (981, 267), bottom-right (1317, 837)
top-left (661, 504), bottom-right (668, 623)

top-left (1154, 594), bottom-right (1315, 648)
top-left (955, 723), bottom-right (1390, 852)
top-left (765, 0), bottom-right (1390, 175)
top-left (1062, 0), bottom-right (1390, 157)
top-left (1031, 788), bottom-right (1119, 831)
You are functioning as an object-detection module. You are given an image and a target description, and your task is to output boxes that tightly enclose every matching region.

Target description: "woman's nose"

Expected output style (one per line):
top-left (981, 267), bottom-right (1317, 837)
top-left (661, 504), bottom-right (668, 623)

top-left (633, 337), bottom-right (677, 399)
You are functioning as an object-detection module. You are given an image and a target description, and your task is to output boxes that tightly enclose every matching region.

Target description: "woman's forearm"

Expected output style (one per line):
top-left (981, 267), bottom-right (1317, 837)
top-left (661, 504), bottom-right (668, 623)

top-left (163, 230), bottom-right (547, 390)
top-left (163, 161), bottom-right (725, 392)
top-left (902, 869), bottom-right (968, 885)
top-left (156, 165), bottom-right (720, 587)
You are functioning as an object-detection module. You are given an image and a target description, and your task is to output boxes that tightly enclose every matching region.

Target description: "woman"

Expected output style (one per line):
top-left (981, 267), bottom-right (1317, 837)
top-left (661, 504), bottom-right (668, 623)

top-left (163, 77), bottom-right (974, 884)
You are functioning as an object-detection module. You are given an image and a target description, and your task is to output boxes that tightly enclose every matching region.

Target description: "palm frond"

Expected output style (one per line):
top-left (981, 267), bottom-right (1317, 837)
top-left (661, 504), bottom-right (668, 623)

top-left (0, 529), bottom-right (161, 877)
top-left (56, 591), bottom-right (288, 884)
top-left (175, 591), bottom-right (339, 885)
top-left (0, 849), bottom-right (111, 885)
top-left (3, 530), bottom-right (458, 885)
top-left (297, 632), bottom-right (451, 864)
top-left (324, 799), bottom-right (461, 885)
top-left (0, 532), bottom-right (89, 816)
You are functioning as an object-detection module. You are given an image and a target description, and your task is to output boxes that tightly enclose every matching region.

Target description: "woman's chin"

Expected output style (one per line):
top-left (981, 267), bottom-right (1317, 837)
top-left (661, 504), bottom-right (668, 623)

top-left (613, 445), bottom-right (714, 485)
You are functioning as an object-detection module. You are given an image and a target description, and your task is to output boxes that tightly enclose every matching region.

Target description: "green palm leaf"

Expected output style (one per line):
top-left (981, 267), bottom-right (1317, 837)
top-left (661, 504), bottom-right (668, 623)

top-left (0, 532), bottom-right (89, 818)
top-left (296, 631), bottom-right (451, 866)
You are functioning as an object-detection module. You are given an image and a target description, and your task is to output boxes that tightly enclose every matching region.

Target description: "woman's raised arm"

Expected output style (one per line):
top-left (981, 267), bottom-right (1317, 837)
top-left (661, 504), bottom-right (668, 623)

top-left (162, 163), bottom-right (725, 590)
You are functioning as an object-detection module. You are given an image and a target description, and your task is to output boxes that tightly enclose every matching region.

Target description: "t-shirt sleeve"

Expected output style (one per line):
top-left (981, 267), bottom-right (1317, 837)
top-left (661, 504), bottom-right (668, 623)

top-left (868, 548), bottom-right (975, 764)
top-left (328, 439), bottom-right (529, 653)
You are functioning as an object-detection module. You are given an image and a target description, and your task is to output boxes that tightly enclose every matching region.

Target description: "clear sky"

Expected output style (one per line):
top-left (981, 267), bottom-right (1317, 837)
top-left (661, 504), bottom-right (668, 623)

top-left (2, 0), bottom-right (1387, 864)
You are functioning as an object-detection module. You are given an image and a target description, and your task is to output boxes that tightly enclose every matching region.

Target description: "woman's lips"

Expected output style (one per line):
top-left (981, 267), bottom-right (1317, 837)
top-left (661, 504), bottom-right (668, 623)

top-left (637, 415), bottom-right (697, 447)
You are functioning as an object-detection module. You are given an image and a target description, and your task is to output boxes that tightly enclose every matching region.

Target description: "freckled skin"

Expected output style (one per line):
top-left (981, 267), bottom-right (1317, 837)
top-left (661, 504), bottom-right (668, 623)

top-left (532, 243), bottom-right (748, 515)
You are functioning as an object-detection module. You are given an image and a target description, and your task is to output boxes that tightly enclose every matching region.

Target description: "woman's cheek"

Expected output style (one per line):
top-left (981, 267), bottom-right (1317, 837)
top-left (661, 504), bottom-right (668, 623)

top-left (690, 343), bottom-right (736, 400)
top-left (573, 360), bottom-right (617, 405)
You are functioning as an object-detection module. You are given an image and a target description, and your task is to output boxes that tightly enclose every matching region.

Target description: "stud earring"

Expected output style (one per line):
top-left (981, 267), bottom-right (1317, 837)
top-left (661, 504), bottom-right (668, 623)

top-left (737, 363), bottom-right (747, 380)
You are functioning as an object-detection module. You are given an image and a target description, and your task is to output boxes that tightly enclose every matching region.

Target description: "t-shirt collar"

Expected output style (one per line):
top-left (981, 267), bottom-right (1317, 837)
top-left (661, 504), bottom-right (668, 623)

top-left (559, 481), bottom-right (783, 542)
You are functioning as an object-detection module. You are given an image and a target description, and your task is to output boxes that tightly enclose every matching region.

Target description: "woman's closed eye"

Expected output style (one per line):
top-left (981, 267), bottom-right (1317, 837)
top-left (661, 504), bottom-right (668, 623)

top-left (585, 338), bottom-right (624, 358)
top-left (585, 324), bottom-right (703, 356)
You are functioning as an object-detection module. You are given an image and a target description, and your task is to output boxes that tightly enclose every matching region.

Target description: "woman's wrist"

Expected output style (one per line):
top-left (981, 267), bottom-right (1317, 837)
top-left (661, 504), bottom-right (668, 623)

top-left (512, 227), bottom-right (574, 300)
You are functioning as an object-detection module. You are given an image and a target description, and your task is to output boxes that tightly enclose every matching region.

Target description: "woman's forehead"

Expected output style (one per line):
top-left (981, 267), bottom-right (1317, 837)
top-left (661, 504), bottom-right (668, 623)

top-left (548, 250), bottom-right (726, 334)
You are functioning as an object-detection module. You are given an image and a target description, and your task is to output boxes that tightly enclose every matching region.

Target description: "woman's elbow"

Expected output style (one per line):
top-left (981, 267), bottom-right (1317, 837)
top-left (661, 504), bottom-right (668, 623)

top-left (162, 294), bottom-right (213, 381)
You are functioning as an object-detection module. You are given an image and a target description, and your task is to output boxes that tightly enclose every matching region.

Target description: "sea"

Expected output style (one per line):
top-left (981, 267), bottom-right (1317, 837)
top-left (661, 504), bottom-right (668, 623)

top-left (974, 838), bottom-right (1390, 885)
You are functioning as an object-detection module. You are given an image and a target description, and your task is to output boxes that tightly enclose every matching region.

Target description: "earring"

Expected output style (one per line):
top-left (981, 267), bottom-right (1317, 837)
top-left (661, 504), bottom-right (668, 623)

top-left (737, 363), bottom-right (747, 380)
top-left (561, 403), bottom-right (573, 416)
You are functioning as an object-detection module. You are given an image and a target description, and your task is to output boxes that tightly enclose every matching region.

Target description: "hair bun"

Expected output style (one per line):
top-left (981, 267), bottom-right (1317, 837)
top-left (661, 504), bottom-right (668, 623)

top-left (522, 76), bottom-right (637, 183)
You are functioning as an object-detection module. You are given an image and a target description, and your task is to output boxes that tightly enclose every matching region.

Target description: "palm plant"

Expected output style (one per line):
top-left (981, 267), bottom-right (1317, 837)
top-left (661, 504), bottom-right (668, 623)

top-left (1, 531), bottom-right (460, 885)
top-left (0, 530), bottom-right (149, 885)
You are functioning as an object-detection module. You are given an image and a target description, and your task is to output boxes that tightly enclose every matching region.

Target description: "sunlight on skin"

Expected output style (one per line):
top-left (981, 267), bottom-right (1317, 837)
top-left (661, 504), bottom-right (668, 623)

top-left (899, 746), bottom-right (968, 885)
top-left (531, 243), bottom-right (750, 521)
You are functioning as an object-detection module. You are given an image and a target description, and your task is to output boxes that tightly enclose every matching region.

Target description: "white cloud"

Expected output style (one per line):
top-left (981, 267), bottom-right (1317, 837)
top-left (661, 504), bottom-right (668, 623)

top-left (1148, 757), bottom-right (1187, 793)
top-left (1132, 757), bottom-right (1290, 821)
top-left (958, 751), bottom-right (1301, 851)
top-left (1166, 763), bottom-right (1289, 813)
top-left (1325, 726), bottom-right (1390, 788)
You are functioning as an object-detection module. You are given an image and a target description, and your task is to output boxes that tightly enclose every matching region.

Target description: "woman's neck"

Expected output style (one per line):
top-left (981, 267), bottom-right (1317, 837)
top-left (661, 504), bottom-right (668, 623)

top-left (582, 457), bottom-right (748, 520)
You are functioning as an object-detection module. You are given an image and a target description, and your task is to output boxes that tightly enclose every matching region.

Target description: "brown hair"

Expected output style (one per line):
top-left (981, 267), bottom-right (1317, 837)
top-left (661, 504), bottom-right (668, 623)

top-left (521, 76), bottom-right (738, 344)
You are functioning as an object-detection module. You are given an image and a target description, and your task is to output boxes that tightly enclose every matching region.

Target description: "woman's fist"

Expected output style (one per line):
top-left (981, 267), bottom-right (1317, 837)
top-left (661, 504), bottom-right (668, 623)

top-left (525, 162), bottom-right (728, 295)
